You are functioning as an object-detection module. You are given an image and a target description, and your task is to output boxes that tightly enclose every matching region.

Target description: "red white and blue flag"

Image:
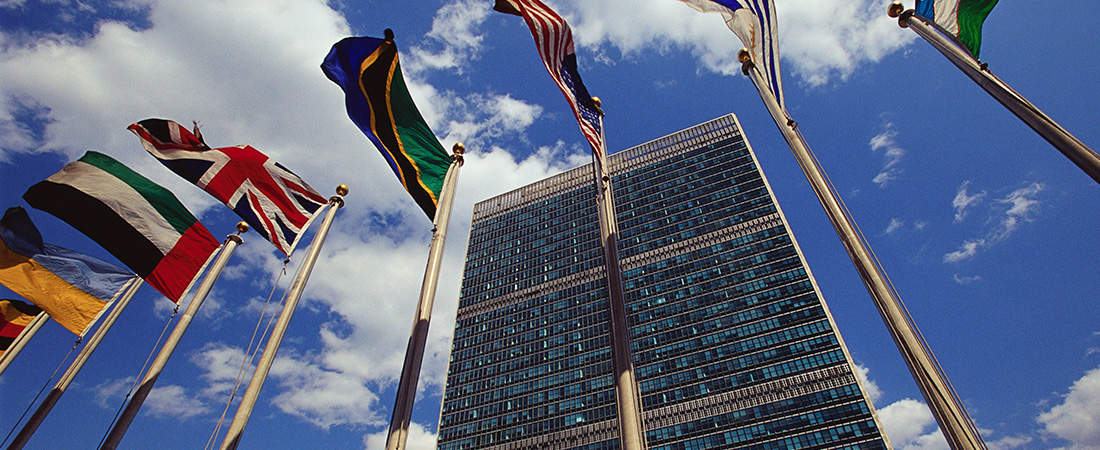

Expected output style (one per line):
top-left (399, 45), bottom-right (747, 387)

top-left (495, 0), bottom-right (605, 159)
top-left (129, 119), bottom-right (328, 256)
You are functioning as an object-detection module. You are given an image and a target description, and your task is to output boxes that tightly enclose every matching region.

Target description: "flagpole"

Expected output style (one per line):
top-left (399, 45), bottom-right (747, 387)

top-left (7, 277), bottom-right (143, 450)
top-left (888, 2), bottom-right (1100, 185)
top-left (739, 50), bottom-right (986, 450)
top-left (385, 144), bottom-right (465, 450)
top-left (100, 225), bottom-right (249, 450)
top-left (219, 186), bottom-right (346, 450)
top-left (590, 98), bottom-right (648, 450)
top-left (0, 311), bottom-right (48, 377)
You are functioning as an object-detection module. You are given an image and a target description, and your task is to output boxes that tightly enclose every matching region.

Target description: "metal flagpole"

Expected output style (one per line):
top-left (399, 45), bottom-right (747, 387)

top-left (888, 2), bottom-right (1100, 185)
top-left (100, 224), bottom-right (249, 450)
top-left (739, 50), bottom-right (986, 450)
top-left (7, 277), bottom-right (143, 450)
top-left (590, 98), bottom-right (647, 450)
top-left (219, 186), bottom-right (346, 450)
top-left (385, 144), bottom-right (465, 450)
top-left (0, 311), bottom-right (48, 377)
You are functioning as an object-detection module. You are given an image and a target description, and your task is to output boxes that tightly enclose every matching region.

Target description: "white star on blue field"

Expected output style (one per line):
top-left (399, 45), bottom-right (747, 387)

top-left (1, 1), bottom-right (1098, 449)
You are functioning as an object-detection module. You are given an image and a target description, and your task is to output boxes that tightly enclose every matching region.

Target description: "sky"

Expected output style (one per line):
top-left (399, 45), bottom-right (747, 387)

top-left (1, 0), bottom-right (1098, 450)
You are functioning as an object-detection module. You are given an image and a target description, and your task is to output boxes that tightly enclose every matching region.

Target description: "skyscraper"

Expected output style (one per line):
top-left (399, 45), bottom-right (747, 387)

top-left (437, 114), bottom-right (891, 450)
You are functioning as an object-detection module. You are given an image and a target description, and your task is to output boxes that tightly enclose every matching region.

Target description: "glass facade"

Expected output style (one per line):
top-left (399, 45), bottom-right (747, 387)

top-left (438, 114), bottom-right (891, 450)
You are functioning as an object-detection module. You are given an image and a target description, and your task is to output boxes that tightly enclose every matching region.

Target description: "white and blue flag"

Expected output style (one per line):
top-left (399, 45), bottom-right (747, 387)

top-left (674, 0), bottom-right (784, 108)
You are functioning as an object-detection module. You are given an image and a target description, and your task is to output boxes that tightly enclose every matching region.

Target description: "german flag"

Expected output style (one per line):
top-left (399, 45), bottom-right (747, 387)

top-left (1, 299), bottom-right (42, 356)
top-left (322, 31), bottom-right (453, 220)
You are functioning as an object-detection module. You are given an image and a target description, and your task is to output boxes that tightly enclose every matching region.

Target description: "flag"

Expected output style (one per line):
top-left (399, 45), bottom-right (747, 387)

top-left (23, 151), bottom-right (221, 303)
top-left (321, 32), bottom-right (453, 220)
top-left (915, 0), bottom-right (999, 58)
top-left (0, 207), bottom-right (135, 336)
top-left (1, 299), bottom-right (42, 355)
top-left (128, 119), bottom-right (328, 255)
top-left (672, 0), bottom-right (783, 108)
top-left (493, 0), bottom-right (605, 158)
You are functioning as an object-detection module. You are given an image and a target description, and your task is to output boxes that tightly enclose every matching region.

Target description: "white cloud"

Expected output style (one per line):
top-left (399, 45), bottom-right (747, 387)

top-left (870, 122), bottom-right (905, 188)
top-left (876, 399), bottom-right (949, 450)
top-left (885, 218), bottom-right (905, 234)
top-left (952, 181), bottom-right (986, 223)
top-left (944, 182), bottom-right (1043, 263)
top-left (1037, 365), bottom-right (1100, 450)
top-left (364, 421), bottom-right (438, 450)
top-left (854, 363), bottom-right (883, 403)
top-left (566, 0), bottom-right (916, 86)
top-left (269, 353), bottom-right (386, 430)
top-left (944, 239), bottom-right (984, 263)
top-left (143, 384), bottom-right (213, 419)
top-left (952, 273), bottom-right (982, 285)
top-left (405, 0), bottom-right (492, 75)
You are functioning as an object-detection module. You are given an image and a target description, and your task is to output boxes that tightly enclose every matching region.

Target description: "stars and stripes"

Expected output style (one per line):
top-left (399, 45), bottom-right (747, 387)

top-left (495, 0), bottom-right (605, 159)
top-left (129, 119), bottom-right (328, 256)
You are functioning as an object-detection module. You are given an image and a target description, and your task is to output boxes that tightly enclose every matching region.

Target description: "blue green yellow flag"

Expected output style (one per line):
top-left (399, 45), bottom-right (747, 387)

top-left (321, 32), bottom-right (453, 220)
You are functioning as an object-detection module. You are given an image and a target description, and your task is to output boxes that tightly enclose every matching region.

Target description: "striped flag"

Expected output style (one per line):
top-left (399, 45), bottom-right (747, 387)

top-left (493, 0), bottom-right (605, 158)
top-left (915, 0), bottom-right (999, 58)
top-left (672, 0), bottom-right (784, 108)
top-left (128, 119), bottom-right (328, 255)
top-left (23, 151), bottom-right (221, 303)
top-left (1, 299), bottom-right (42, 355)
top-left (322, 33), bottom-right (454, 220)
top-left (0, 207), bottom-right (135, 336)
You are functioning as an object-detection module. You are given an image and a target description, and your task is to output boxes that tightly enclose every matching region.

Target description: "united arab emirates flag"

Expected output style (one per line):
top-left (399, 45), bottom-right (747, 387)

top-left (24, 151), bottom-right (220, 302)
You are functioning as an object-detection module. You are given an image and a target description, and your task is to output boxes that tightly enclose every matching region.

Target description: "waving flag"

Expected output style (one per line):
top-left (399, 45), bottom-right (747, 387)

top-left (23, 152), bottom-right (220, 303)
top-left (0, 207), bottom-right (135, 336)
top-left (322, 32), bottom-right (453, 220)
top-left (673, 0), bottom-right (783, 108)
top-left (493, 0), bottom-right (605, 158)
top-left (915, 0), bottom-right (999, 58)
top-left (1, 299), bottom-right (41, 355)
top-left (128, 119), bottom-right (328, 255)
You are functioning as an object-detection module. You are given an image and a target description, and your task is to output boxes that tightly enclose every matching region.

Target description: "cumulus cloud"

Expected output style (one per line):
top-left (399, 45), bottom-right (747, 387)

top-left (854, 363), bottom-right (883, 403)
top-left (92, 376), bottom-right (212, 420)
top-left (1037, 366), bottom-right (1100, 450)
top-left (364, 421), bottom-right (438, 450)
top-left (870, 122), bottom-right (906, 188)
top-left (566, 0), bottom-right (916, 86)
top-left (876, 399), bottom-right (948, 450)
top-left (404, 0), bottom-right (492, 75)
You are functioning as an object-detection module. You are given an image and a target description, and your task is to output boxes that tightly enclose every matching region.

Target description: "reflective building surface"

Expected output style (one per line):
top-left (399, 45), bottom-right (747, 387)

top-left (437, 114), bottom-right (892, 450)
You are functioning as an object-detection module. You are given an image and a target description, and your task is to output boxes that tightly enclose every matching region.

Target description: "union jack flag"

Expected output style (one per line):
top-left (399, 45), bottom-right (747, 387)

top-left (129, 119), bottom-right (328, 256)
top-left (495, 0), bottom-right (605, 160)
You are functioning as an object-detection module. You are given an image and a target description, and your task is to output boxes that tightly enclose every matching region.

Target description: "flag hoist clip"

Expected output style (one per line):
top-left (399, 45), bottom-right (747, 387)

top-left (739, 49), bottom-right (797, 129)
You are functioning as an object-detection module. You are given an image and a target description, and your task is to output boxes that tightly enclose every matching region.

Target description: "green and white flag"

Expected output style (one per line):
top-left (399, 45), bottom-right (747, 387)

top-left (915, 0), bottom-right (999, 58)
top-left (24, 151), bottom-right (221, 302)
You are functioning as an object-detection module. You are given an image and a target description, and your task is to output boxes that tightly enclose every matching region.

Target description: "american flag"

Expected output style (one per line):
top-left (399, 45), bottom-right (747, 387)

top-left (129, 119), bottom-right (328, 256)
top-left (495, 0), bottom-right (605, 159)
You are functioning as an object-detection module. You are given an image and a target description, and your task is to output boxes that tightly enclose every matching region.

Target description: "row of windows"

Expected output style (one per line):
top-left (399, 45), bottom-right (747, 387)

top-left (438, 405), bottom-right (617, 450)
top-left (456, 279), bottom-right (603, 323)
top-left (639, 335), bottom-right (840, 395)
top-left (441, 385), bottom-right (615, 431)
top-left (621, 203), bottom-right (779, 257)
top-left (450, 311), bottom-right (609, 374)
top-left (652, 412), bottom-right (878, 450)
top-left (646, 384), bottom-right (867, 444)
top-left (445, 359), bottom-right (614, 404)
top-left (642, 351), bottom-right (847, 408)
top-left (637, 319), bottom-right (833, 379)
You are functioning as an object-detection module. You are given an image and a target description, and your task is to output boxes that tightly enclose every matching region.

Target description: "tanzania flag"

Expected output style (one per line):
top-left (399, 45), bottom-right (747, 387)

top-left (23, 151), bottom-right (221, 303)
top-left (1, 299), bottom-right (42, 355)
top-left (0, 207), bottom-right (135, 336)
top-left (321, 33), bottom-right (452, 220)
top-left (915, 0), bottom-right (999, 57)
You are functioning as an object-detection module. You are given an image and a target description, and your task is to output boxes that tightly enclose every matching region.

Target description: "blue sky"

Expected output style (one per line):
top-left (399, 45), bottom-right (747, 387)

top-left (1, 0), bottom-right (1098, 449)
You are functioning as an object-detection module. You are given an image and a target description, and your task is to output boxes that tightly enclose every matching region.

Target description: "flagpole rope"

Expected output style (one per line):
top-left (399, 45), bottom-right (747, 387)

top-left (1, 339), bottom-right (80, 448)
top-left (204, 260), bottom-right (292, 450)
top-left (796, 127), bottom-right (987, 449)
top-left (95, 298), bottom-right (181, 449)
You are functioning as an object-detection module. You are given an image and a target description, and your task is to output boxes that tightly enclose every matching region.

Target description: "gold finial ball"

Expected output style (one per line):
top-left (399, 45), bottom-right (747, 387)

top-left (591, 97), bottom-right (601, 108)
top-left (737, 49), bottom-right (751, 64)
top-left (453, 142), bottom-right (466, 155)
top-left (236, 221), bottom-right (249, 234)
top-left (336, 184), bottom-right (349, 196)
top-left (888, 2), bottom-right (904, 18)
